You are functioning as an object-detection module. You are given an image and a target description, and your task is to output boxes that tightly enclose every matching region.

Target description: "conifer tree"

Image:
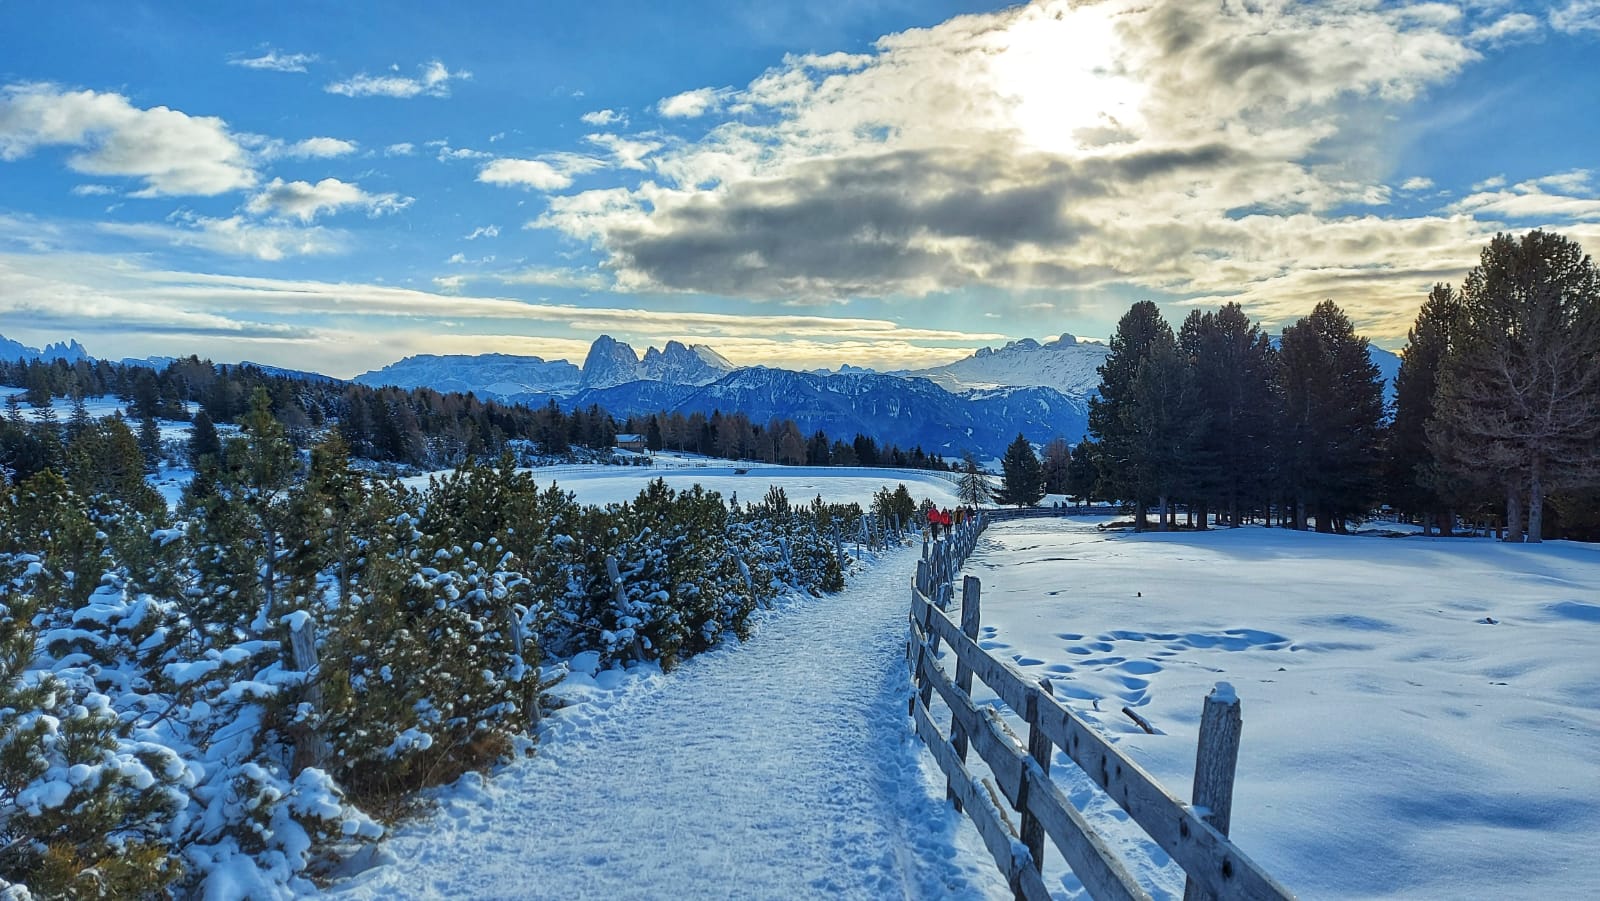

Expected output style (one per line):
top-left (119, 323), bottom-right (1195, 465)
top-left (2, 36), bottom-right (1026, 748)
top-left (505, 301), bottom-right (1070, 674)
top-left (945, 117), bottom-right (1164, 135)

top-left (1277, 300), bottom-right (1385, 532)
top-left (1179, 303), bottom-right (1277, 527)
top-left (996, 434), bottom-right (1046, 507)
top-left (1390, 284), bottom-right (1465, 533)
top-left (1089, 301), bottom-right (1173, 526)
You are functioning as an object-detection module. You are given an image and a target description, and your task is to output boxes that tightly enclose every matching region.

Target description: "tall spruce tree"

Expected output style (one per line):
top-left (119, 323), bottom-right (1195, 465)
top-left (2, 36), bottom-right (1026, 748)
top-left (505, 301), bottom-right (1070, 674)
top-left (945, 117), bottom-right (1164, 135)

top-left (1390, 283), bottom-right (1465, 533)
top-left (996, 433), bottom-right (1046, 507)
top-left (1429, 230), bottom-right (1600, 542)
top-left (1277, 300), bottom-right (1385, 532)
top-left (1088, 301), bottom-right (1174, 527)
top-left (1179, 303), bottom-right (1277, 527)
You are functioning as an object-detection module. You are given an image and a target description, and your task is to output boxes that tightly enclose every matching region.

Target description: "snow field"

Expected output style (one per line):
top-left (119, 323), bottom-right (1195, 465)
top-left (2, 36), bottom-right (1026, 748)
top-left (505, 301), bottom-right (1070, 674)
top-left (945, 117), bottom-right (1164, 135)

top-left (329, 544), bottom-right (1005, 900)
top-left (406, 460), bottom-right (967, 511)
top-left (940, 518), bottom-right (1600, 899)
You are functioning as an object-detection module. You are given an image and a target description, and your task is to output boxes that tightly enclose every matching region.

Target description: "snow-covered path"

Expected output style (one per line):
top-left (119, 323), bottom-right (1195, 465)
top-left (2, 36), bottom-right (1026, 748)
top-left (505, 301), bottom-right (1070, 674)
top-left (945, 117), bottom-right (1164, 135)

top-left (330, 544), bottom-right (1001, 900)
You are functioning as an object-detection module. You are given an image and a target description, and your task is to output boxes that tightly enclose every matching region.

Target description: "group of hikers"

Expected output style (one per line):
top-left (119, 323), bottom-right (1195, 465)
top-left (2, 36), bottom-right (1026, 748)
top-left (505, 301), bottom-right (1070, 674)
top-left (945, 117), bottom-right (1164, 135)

top-left (925, 505), bottom-right (976, 539)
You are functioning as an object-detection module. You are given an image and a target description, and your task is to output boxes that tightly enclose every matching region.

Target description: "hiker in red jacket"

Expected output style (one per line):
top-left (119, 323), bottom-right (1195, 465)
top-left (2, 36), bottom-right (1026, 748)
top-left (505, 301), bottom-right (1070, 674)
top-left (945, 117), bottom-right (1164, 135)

top-left (926, 506), bottom-right (941, 538)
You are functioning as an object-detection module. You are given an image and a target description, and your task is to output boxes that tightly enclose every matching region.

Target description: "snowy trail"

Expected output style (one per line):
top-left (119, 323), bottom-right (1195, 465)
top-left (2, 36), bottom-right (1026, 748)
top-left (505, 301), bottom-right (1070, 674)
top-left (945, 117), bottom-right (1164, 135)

top-left (330, 544), bottom-right (1001, 900)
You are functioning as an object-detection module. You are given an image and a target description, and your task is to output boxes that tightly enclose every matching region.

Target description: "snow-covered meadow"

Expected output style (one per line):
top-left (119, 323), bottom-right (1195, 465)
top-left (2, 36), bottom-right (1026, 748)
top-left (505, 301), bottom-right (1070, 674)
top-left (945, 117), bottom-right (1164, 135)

top-left (407, 456), bottom-right (967, 511)
top-left (953, 518), bottom-right (1600, 899)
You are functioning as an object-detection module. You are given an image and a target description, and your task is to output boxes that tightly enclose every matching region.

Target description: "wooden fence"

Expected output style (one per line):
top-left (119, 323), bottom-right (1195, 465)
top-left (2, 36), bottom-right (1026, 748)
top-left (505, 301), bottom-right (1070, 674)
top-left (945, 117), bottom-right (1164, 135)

top-left (907, 517), bottom-right (1296, 901)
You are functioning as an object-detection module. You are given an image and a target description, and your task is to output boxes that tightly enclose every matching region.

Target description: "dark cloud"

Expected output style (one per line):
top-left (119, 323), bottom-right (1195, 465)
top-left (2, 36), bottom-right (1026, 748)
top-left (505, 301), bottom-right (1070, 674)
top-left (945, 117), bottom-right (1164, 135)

top-left (598, 144), bottom-right (1238, 299)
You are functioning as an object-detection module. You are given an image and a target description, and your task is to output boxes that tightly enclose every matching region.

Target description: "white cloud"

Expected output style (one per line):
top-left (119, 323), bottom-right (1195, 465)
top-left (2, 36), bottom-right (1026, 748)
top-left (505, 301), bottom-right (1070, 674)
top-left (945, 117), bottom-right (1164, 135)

top-left (1469, 12), bottom-right (1542, 45)
top-left (325, 60), bottom-right (470, 99)
top-left (1401, 176), bottom-right (1435, 191)
top-left (286, 136), bottom-right (358, 158)
top-left (0, 82), bottom-right (255, 196)
top-left (228, 49), bottom-right (317, 73)
top-left (100, 213), bottom-right (344, 261)
top-left (245, 177), bottom-right (413, 222)
top-left (70, 184), bottom-right (117, 196)
top-left (385, 142), bottom-right (416, 156)
top-left (581, 108), bottom-right (626, 126)
top-left (478, 154), bottom-right (604, 191)
top-left (656, 87), bottom-right (725, 118)
top-left (464, 225), bottom-right (500, 240)
top-left (1550, 1), bottom-right (1600, 34)
top-left (585, 133), bottom-right (659, 171)
top-left (1450, 170), bottom-right (1600, 222)
top-left (252, 135), bottom-right (360, 160)
top-left (434, 143), bottom-right (493, 162)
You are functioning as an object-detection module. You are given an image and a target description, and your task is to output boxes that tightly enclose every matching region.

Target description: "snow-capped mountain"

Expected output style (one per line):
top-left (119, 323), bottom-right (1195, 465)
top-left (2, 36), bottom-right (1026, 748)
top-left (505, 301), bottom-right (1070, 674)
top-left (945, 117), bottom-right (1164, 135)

top-left (904, 333), bottom-right (1108, 394)
top-left (355, 353), bottom-right (582, 397)
top-left (580, 335), bottom-right (734, 390)
top-left (584, 367), bottom-right (1089, 458)
top-left (0, 334), bottom-right (91, 364)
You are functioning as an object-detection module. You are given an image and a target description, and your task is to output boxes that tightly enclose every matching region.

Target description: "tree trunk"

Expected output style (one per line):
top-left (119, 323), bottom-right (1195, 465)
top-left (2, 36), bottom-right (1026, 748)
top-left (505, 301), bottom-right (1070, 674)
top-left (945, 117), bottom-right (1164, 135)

top-left (1504, 485), bottom-right (1525, 543)
top-left (1135, 499), bottom-right (1148, 531)
top-left (1527, 460), bottom-right (1545, 544)
top-left (1439, 509), bottom-right (1455, 538)
top-left (1294, 498), bottom-right (1307, 531)
top-left (1157, 495), bottom-right (1169, 532)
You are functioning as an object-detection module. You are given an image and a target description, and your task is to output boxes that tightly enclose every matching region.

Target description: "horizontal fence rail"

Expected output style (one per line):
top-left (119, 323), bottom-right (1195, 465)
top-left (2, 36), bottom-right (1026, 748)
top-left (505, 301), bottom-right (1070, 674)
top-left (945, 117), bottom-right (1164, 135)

top-left (906, 518), bottom-right (1296, 901)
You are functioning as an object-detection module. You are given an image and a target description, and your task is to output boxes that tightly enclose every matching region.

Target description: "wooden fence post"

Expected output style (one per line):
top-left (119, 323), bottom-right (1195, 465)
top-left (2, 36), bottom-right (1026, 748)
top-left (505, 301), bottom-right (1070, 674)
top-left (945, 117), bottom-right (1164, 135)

top-left (1184, 682), bottom-right (1243, 901)
top-left (288, 613), bottom-right (330, 773)
top-left (947, 575), bottom-right (983, 811)
top-left (1017, 679), bottom-right (1053, 875)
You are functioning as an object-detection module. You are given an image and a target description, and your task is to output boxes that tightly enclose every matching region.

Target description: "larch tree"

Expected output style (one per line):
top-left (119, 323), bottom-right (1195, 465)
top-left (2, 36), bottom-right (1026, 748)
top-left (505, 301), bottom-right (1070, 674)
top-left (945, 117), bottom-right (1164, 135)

top-left (1429, 230), bottom-right (1600, 542)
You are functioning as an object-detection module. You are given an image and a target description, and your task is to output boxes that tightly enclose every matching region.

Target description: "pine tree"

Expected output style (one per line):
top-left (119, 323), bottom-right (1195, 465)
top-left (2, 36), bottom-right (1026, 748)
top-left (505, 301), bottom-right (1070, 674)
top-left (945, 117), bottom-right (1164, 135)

top-left (1390, 284), bottom-right (1465, 533)
top-left (1277, 300), bottom-right (1385, 532)
top-left (1065, 438), bottom-right (1098, 507)
top-left (1089, 301), bottom-right (1173, 526)
top-left (1041, 437), bottom-right (1071, 496)
top-left (188, 409), bottom-right (221, 466)
top-left (1430, 230), bottom-right (1600, 542)
top-left (1179, 303), bottom-right (1277, 527)
top-left (996, 434), bottom-right (1046, 507)
top-left (1121, 338), bottom-right (1207, 530)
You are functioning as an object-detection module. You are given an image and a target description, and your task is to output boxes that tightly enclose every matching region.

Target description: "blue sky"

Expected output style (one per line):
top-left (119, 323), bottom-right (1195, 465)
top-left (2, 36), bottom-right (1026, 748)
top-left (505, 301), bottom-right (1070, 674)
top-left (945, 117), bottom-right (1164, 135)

top-left (2, 0), bottom-right (1598, 377)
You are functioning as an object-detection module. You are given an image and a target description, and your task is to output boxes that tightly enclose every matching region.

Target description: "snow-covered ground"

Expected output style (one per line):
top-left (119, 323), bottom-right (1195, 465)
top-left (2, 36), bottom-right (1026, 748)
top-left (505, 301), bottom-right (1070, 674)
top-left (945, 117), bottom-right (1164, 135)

top-left (406, 459), bottom-right (966, 511)
top-left (328, 543), bottom-right (1006, 900)
top-left (946, 518), bottom-right (1600, 899)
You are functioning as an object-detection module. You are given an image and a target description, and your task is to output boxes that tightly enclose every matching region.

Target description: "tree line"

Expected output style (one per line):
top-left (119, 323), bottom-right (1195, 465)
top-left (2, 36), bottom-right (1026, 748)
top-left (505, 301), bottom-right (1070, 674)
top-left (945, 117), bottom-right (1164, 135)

top-left (621, 409), bottom-right (951, 470)
top-left (1017, 229), bottom-right (1600, 542)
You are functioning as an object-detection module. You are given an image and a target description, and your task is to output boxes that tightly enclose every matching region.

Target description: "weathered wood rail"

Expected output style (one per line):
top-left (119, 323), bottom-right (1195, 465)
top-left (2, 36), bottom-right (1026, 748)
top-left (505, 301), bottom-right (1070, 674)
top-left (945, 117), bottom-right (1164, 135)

top-left (907, 517), bottom-right (1296, 901)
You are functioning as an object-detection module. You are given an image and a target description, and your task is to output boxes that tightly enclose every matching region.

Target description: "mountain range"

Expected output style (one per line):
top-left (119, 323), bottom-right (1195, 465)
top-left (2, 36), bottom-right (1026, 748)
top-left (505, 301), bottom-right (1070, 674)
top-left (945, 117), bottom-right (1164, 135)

top-left (4, 330), bottom-right (1403, 459)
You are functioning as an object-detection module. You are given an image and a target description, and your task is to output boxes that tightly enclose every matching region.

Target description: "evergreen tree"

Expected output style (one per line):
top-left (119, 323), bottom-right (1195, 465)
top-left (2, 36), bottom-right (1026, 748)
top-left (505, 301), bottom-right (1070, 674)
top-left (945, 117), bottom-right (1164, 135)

top-left (1390, 284), bottom-right (1465, 533)
top-left (138, 412), bottom-right (163, 472)
top-left (1121, 337), bottom-right (1207, 530)
top-left (1277, 300), bottom-right (1385, 532)
top-left (996, 434), bottom-right (1046, 506)
top-left (1065, 438), bottom-right (1098, 507)
top-left (1041, 437), bottom-right (1071, 496)
top-left (1088, 301), bottom-right (1173, 526)
top-left (1179, 303), bottom-right (1277, 527)
top-left (1430, 230), bottom-right (1600, 542)
top-left (188, 409), bottom-right (221, 466)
